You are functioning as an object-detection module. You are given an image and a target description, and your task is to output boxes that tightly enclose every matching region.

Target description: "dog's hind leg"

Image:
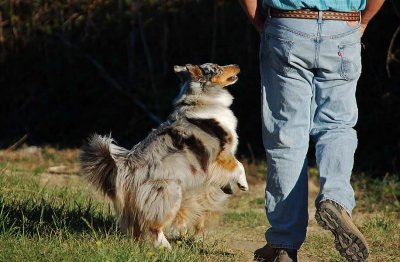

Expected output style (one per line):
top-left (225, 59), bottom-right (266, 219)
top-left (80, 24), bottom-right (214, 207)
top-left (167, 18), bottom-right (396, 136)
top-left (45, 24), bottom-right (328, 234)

top-left (194, 214), bottom-right (206, 234)
top-left (149, 226), bottom-right (172, 249)
top-left (118, 202), bottom-right (143, 240)
top-left (136, 179), bottom-right (182, 249)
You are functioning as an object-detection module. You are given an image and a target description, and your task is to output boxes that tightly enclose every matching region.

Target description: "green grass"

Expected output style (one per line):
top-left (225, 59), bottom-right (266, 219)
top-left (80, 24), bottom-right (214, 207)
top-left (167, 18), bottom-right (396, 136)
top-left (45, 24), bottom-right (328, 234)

top-left (353, 174), bottom-right (400, 213)
top-left (0, 148), bottom-right (399, 261)
top-left (0, 176), bottom-right (237, 262)
top-left (223, 211), bottom-right (266, 227)
top-left (0, 149), bottom-right (243, 261)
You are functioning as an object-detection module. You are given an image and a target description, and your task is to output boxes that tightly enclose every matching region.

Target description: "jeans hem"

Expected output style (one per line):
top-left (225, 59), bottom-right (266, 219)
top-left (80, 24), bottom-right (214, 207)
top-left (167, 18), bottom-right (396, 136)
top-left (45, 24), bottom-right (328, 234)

top-left (318, 197), bottom-right (352, 217)
top-left (267, 242), bottom-right (300, 250)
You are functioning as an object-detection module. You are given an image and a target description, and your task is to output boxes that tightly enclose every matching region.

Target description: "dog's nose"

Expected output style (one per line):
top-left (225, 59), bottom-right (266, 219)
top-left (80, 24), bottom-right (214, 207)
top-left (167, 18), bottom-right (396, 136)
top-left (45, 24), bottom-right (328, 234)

top-left (234, 64), bottom-right (240, 73)
top-left (232, 64), bottom-right (240, 71)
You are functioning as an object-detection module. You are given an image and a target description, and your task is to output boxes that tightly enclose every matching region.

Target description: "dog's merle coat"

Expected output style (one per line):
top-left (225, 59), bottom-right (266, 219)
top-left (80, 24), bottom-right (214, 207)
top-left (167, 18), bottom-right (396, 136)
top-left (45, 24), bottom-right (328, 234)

top-left (80, 63), bottom-right (247, 249)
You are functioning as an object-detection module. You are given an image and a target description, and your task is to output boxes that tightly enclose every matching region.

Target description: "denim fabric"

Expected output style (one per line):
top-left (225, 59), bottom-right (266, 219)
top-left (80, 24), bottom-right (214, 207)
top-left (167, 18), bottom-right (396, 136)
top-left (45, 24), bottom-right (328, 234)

top-left (259, 16), bottom-right (361, 249)
top-left (263, 0), bottom-right (366, 11)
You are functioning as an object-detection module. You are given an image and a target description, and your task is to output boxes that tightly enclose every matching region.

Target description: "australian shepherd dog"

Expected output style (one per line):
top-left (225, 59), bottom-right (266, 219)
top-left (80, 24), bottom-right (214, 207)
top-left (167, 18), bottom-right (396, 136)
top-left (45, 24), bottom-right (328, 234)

top-left (80, 63), bottom-right (248, 249)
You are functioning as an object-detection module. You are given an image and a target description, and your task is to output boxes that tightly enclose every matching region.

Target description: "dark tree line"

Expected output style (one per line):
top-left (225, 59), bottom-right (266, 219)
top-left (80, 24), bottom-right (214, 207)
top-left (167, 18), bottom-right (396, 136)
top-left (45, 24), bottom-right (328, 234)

top-left (0, 0), bottom-right (399, 177)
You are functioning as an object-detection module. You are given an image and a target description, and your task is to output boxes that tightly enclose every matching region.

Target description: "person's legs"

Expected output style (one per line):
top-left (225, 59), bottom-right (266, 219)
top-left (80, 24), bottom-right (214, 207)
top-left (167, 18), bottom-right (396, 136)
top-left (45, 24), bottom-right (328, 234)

top-left (260, 15), bottom-right (368, 254)
top-left (260, 17), bottom-right (317, 250)
top-left (310, 20), bottom-right (361, 216)
top-left (310, 19), bottom-right (369, 260)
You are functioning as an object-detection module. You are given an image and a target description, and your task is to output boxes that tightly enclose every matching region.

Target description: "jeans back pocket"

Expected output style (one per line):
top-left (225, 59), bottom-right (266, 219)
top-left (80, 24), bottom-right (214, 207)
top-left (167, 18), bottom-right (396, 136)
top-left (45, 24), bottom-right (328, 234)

top-left (338, 42), bottom-right (362, 81)
top-left (265, 34), bottom-right (294, 76)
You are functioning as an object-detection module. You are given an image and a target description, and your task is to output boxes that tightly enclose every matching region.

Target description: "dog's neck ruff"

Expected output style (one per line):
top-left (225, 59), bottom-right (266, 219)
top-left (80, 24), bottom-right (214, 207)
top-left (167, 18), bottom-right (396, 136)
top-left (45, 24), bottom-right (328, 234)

top-left (174, 81), bottom-right (233, 108)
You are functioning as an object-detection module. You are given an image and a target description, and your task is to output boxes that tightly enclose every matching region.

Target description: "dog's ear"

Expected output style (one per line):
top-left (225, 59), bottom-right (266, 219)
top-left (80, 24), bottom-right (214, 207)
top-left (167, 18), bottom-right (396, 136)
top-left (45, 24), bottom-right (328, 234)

top-left (186, 64), bottom-right (204, 81)
top-left (174, 65), bottom-right (189, 82)
top-left (174, 65), bottom-right (187, 73)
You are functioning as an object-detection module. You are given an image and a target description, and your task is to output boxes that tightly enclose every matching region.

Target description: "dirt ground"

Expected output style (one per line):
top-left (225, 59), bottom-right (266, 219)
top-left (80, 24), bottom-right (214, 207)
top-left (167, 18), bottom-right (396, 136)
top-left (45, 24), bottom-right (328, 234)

top-left (214, 181), bottom-right (328, 262)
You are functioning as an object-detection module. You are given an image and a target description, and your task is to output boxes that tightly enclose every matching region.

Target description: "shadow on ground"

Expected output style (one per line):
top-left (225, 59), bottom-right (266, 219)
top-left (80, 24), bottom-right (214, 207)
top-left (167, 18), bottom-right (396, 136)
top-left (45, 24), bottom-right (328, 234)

top-left (0, 196), bottom-right (116, 237)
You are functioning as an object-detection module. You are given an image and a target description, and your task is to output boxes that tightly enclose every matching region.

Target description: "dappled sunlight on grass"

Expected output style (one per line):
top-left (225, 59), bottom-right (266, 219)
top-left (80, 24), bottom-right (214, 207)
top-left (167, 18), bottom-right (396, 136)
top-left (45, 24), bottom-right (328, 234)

top-left (0, 148), bottom-right (399, 261)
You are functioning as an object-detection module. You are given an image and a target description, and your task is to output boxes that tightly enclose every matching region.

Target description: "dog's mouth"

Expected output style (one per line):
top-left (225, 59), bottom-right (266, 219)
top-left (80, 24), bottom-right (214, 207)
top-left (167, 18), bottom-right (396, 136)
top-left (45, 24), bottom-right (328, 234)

top-left (211, 65), bottom-right (240, 88)
top-left (227, 75), bottom-right (238, 83)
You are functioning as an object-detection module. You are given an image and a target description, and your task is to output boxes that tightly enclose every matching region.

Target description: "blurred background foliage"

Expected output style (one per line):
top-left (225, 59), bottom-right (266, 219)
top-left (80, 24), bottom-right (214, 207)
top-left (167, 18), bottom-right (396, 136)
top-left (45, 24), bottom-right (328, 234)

top-left (0, 0), bottom-right (399, 177)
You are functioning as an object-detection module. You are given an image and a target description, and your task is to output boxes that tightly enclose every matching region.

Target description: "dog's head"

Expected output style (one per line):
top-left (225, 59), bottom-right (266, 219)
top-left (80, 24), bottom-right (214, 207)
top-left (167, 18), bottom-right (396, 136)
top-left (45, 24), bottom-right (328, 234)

top-left (174, 63), bottom-right (240, 88)
top-left (173, 63), bottom-right (240, 107)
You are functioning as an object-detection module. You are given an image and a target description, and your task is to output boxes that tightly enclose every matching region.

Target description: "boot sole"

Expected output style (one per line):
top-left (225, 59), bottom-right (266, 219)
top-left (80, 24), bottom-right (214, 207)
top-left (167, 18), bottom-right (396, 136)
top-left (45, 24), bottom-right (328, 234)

top-left (315, 207), bottom-right (369, 261)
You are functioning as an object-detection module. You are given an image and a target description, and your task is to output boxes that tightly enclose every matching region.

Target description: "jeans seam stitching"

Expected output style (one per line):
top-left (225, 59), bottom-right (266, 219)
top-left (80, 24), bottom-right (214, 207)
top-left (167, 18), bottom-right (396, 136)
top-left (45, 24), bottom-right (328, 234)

top-left (268, 23), bottom-right (314, 39)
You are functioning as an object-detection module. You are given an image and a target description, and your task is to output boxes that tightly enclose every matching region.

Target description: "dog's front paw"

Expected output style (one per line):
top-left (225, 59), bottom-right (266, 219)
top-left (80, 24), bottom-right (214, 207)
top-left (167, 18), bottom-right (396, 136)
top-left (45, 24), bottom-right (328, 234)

top-left (237, 179), bottom-right (248, 191)
top-left (237, 182), bottom-right (248, 191)
top-left (236, 161), bottom-right (248, 191)
top-left (154, 231), bottom-right (172, 250)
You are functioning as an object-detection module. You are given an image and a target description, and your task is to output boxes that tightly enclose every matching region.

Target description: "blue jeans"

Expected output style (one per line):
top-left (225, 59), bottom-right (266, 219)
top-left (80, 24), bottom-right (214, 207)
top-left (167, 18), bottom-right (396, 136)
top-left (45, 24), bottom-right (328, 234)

top-left (260, 15), bottom-right (361, 250)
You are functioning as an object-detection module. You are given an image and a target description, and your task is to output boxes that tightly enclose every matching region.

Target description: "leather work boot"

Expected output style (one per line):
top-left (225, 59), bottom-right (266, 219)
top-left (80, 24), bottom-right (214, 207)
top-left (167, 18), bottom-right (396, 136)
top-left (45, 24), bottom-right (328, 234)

top-left (315, 200), bottom-right (369, 261)
top-left (254, 244), bottom-right (297, 262)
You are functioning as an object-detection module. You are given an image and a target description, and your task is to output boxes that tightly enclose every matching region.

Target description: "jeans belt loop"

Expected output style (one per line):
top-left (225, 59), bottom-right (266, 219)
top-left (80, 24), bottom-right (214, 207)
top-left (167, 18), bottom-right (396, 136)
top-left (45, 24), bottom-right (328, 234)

top-left (318, 10), bottom-right (323, 24)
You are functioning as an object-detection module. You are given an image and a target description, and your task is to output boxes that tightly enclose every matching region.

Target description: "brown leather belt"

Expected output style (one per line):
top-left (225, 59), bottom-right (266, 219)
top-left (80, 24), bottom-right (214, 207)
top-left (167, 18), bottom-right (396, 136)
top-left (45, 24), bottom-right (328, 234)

top-left (270, 8), bottom-right (360, 21)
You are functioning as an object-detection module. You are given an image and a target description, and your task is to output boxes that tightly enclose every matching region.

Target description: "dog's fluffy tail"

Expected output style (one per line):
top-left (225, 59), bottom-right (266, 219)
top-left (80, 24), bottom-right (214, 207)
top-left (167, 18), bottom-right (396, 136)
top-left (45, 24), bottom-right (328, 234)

top-left (80, 134), bottom-right (129, 198)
